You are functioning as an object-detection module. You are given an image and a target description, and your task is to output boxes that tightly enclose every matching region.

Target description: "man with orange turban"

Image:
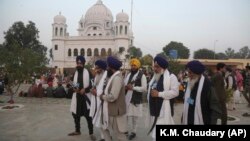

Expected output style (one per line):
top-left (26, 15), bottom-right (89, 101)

top-left (124, 58), bottom-right (147, 140)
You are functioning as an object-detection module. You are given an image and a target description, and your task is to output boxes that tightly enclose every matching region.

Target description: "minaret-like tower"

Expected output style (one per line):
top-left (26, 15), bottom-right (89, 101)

top-left (114, 11), bottom-right (130, 60)
top-left (52, 12), bottom-right (67, 68)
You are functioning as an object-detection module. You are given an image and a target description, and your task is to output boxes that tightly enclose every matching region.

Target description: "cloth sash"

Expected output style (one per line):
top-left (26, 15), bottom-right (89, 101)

top-left (147, 70), bottom-right (171, 117)
top-left (102, 71), bottom-right (120, 129)
top-left (183, 75), bottom-right (205, 124)
top-left (124, 71), bottom-right (139, 109)
top-left (70, 68), bottom-right (90, 114)
top-left (89, 71), bottom-right (107, 127)
top-left (147, 70), bottom-right (171, 136)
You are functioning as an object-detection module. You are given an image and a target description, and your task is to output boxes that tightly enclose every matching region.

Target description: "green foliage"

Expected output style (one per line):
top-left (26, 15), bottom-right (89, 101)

top-left (0, 21), bottom-right (48, 88)
top-left (238, 46), bottom-right (250, 59)
top-left (140, 54), bottom-right (153, 66)
top-left (225, 48), bottom-right (235, 58)
top-left (163, 41), bottom-right (190, 59)
top-left (194, 48), bottom-right (215, 59)
top-left (216, 52), bottom-right (228, 60)
top-left (128, 46), bottom-right (142, 58)
top-left (49, 48), bottom-right (53, 60)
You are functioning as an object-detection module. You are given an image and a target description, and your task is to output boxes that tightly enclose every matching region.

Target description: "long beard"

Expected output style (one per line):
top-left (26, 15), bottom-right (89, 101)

top-left (189, 77), bottom-right (199, 90)
top-left (76, 66), bottom-right (83, 73)
top-left (131, 69), bottom-right (138, 75)
top-left (95, 73), bottom-right (103, 84)
top-left (154, 70), bottom-right (164, 82)
top-left (107, 70), bottom-right (113, 78)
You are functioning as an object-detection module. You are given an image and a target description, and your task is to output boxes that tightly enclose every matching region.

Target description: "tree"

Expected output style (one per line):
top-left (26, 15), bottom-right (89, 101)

top-left (193, 48), bottom-right (215, 59)
top-left (225, 47), bottom-right (235, 58)
top-left (163, 41), bottom-right (190, 59)
top-left (49, 48), bottom-right (53, 61)
top-left (216, 52), bottom-right (228, 60)
top-left (238, 46), bottom-right (250, 59)
top-left (128, 46), bottom-right (142, 58)
top-left (0, 21), bottom-right (48, 101)
top-left (140, 54), bottom-right (153, 66)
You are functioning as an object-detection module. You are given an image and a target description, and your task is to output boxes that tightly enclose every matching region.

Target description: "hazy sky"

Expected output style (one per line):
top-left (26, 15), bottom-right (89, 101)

top-left (1, 0), bottom-right (250, 58)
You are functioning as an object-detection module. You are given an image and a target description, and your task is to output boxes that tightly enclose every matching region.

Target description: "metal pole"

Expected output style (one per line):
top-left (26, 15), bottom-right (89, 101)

top-left (131, 0), bottom-right (133, 31)
top-left (213, 40), bottom-right (218, 59)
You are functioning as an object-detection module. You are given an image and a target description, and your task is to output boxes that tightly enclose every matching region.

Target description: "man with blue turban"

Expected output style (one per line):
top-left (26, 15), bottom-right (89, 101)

top-left (90, 59), bottom-right (107, 141)
top-left (147, 55), bottom-right (179, 141)
top-left (100, 56), bottom-right (127, 141)
top-left (182, 60), bottom-right (221, 125)
top-left (68, 55), bottom-right (96, 141)
top-left (124, 58), bottom-right (147, 140)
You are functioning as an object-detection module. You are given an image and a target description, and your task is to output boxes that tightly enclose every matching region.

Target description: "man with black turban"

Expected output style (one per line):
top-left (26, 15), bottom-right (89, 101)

top-left (182, 60), bottom-right (221, 125)
top-left (68, 55), bottom-right (96, 141)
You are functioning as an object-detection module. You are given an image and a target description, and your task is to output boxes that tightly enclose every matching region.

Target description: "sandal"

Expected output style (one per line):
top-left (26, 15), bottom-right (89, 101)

top-left (68, 132), bottom-right (81, 136)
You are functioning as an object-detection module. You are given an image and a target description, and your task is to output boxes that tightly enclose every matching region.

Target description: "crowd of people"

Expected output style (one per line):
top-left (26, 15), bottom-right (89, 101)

top-left (64, 55), bottom-right (250, 141)
top-left (3, 54), bottom-right (249, 141)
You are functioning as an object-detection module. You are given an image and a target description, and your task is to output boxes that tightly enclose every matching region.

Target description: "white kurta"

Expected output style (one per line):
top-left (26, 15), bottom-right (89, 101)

top-left (124, 71), bottom-right (147, 117)
top-left (146, 70), bottom-right (179, 138)
top-left (89, 71), bottom-right (107, 127)
top-left (183, 75), bottom-right (205, 125)
top-left (70, 68), bottom-right (91, 114)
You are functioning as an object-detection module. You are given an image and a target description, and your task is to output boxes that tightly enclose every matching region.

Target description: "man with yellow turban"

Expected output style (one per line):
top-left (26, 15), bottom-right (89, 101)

top-left (124, 58), bottom-right (147, 140)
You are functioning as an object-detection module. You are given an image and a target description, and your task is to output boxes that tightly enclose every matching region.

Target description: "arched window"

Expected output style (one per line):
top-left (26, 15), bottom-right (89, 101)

top-left (55, 27), bottom-right (58, 36)
top-left (87, 48), bottom-right (92, 56)
top-left (93, 34), bottom-right (96, 36)
top-left (60, 28), bottom-right (63, 36)
top-left (54, 45), bottom-right (58, 50)
top-left (80, 22), bottom-right (83, 28)
top-left (119, 25), bottom-right (123, 34)
top-left (99, 33), bottom-right (102, 36)
top-left (108, 48), bottom-right (112, 56)
top-left (68, 49), bottom-right (71, 56)
top-left (74, 48), bottom-right (78, 56)
top-left (64, 29), bottom-right (67, 36)
top-left (119, 47), bottom-right (125, 53)
top-left (125, 26), bottom-right (127, 35)
top-left (116, 26), bottom-right (118, 35)
top-left (101, 48), bottom-right (106, 56)
top-left (80, 48), bottom-right (85, 56)
top-left (94, 48), bottom-right (99, 56)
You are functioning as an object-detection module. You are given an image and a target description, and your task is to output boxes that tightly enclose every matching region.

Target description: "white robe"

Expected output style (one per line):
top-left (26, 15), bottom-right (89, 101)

top-left (183, 75), bottom-right (205, 124)
top-left (70, 68), bottom-right (91, 114)
top-left (146, 70), bottom-right (179, 138)
top-left (89, 71), bottom-right (107, 127)
top-left (124, 71), bottom-right (147, 117)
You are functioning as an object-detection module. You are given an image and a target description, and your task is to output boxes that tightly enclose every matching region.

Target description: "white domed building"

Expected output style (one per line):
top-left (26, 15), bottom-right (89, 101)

top-left (51, 0), bottom-right (133, 70)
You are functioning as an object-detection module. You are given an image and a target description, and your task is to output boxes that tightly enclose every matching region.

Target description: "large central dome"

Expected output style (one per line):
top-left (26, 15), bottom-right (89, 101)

top-left (84, 0), bottom-right (113, 22)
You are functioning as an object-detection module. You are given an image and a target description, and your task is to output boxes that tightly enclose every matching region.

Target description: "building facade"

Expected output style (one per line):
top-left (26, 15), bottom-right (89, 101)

top-left (51, 0), bottom-right (133, 69)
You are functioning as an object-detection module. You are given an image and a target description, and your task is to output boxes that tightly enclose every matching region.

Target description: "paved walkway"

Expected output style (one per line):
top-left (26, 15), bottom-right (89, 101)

top-left (0, 91), bottom-right (250, 141)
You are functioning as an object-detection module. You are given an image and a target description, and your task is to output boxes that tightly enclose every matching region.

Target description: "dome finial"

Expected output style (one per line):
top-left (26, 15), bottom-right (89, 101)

top-left (96, 0), bottom-right (103, 4)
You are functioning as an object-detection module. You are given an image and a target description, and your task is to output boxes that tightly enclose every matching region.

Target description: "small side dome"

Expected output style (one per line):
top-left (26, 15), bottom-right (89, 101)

top-left (54, 12), bottom-right (66, 24)
top-left (116, 11), bottom-right (129, 22)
